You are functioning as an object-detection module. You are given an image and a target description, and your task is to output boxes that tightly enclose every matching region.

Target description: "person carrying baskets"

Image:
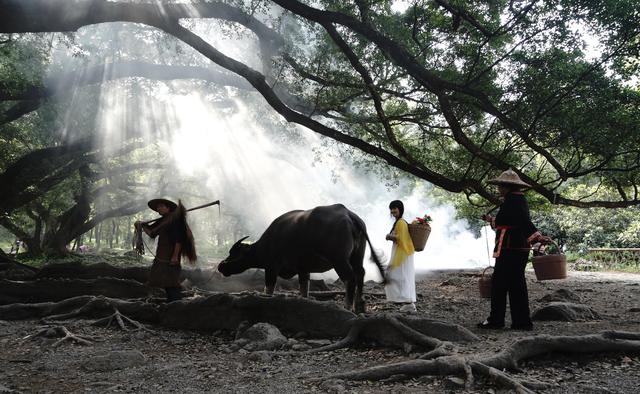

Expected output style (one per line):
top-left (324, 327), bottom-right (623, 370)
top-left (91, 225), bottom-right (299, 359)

top-left (384, 200), bottom-right (417, 313)
top-left (477, 170), bottom-right (551, 331)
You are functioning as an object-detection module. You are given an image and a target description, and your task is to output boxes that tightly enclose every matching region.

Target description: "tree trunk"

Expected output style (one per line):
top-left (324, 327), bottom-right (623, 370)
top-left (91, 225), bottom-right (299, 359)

top-left (29, 217), bottom-right (44, 255)
top-left (108, 219), bottom-right (115, 249)
top-left (42, 236), bottom-right (70, 257)
top-left (114, 220), bottom-right (120, 247)
top-left (95, 222), bottom-right (102, 250)
top-left (22, 220), bottom-right (43, 257)
top-left (125, 216), bottom-right (132, 249)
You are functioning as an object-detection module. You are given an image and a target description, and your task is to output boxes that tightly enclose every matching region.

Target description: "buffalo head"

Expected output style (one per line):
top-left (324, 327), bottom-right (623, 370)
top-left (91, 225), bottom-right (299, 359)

top-left (217, 236), bottom-right (253, 276)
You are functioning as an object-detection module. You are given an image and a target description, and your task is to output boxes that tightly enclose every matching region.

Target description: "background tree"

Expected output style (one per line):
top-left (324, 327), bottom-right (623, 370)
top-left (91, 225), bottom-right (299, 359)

top-left (1, 0), bottom-right (640, 258)
top-left (1, 0), bottom-right (638, 210)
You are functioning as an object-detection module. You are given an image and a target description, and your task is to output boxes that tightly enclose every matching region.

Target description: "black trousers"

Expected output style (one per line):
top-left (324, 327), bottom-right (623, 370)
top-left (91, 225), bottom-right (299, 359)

top-left (487, 249), bottom-right (532, 327)
top-left (165, 287), bottom-right (183, 302)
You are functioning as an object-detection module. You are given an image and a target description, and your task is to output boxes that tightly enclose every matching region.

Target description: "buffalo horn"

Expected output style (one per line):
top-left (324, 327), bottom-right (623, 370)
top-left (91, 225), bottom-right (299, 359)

top-left (231, 236), bottom-right (249, 251)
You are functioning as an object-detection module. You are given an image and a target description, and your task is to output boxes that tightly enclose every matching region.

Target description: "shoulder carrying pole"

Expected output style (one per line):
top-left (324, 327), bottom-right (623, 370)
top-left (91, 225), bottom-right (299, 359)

top-left (132, 200), bottom-right (220, 255)
top-left (140, 200), bottom-right (220, 225)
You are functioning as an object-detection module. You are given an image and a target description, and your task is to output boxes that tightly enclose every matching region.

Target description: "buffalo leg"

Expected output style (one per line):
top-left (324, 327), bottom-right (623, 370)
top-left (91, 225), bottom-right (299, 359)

top-left (264, 269), bottom-right (277, 295)
top-left (298, 272), bottom-right (310, 298)
top-left (351, 240), bottom-right (368, 314)
top-left (336, 265), bottom-right (356, 311)
top-left (344, 279), bottom-right (356, 310)
top-left (353, 265), bottom-right (366, 314)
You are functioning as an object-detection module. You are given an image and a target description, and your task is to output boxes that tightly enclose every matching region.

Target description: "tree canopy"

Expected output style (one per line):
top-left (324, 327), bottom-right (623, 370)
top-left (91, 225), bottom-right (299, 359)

top-left (1, 0), bottom-right (639, 214)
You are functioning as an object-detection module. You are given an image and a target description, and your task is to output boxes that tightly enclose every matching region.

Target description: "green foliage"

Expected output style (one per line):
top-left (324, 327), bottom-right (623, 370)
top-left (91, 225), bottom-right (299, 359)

top-left (533, 205), bottom-right (640, 252)
top-left (270, 0), bottom-right (640, 206)
top-left (3, 0), bottom-right (640, 258)
top-left (0, 34), bottom-right (48, 97)
top-left (577, 248), bottom-right (640, 273)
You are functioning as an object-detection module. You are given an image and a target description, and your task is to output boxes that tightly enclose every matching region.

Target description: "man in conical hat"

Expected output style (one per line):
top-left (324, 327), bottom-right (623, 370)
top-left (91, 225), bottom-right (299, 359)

top-left (488, 169), bottom-right (531, 189)
top-left (477, 170), bottom-right (550, 331)
top-left (135, 198), bottom-right (196, 302)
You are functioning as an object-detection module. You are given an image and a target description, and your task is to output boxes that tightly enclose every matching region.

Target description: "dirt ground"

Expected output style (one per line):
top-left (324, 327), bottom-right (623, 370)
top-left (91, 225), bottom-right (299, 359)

top-left (1, 268), bottom-right (640, 393)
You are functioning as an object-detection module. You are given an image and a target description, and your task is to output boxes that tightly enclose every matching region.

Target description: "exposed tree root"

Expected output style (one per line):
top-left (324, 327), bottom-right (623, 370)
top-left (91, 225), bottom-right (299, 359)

top-left (301, 319), bottom-right (363, 353)
top-left (22, 325), bottom-right (95, 347)
top-left (479, 330), bottom-right (640, 371)
top-left (302, 313), bottom-right (473, 353)
top-left (38, 296), bottom-right (160, 325)
top-left (303, 290), bottom-right (387, 301)
top-left (36, 261), bottom-right (147, 283)
top-left (2, 295), bottom-right (476, 354)
top-left (0, 293), bottom-right (354, 337)
top-left (468, 360), bottom-right (533, 394)
top-left (419, 342), bottom-right (454, 359)
top-left (0, 251), bottom-right (39, 273)
top-left (0, 277), bottom-right (154, 305)
top-left (318, 330), bottom-right (640, 392)
top-left (91, 307), bottom-right (155, 333)
top-left (5, 291), bottom-right (639, 392)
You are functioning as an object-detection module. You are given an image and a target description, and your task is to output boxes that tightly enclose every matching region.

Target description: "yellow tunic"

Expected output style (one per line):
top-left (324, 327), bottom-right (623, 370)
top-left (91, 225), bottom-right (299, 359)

top-left (389, 219), bottom-right (415, 269)
top-left (386, 218), bottom-right (417, 303)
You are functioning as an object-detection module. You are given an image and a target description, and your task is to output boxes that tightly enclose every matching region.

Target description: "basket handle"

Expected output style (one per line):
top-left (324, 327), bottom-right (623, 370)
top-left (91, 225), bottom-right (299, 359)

top-left (533, 240), bottom-right (563, 255)
top-left (481, 266), bottom-right (493, 278)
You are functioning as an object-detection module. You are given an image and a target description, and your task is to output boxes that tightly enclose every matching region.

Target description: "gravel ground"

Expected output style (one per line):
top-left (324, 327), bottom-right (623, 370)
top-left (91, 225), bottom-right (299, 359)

top-left (1, 268), bottom-right (640, 393)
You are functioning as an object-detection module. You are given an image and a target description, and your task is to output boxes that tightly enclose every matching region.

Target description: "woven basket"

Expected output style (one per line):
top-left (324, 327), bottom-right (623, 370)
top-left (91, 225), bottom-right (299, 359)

top-left (478, 266), bottom-right (493, 298)
top-left (532, 241), bottom-right (567, 280)
top-left (408, 223), bottom-right (431, 252)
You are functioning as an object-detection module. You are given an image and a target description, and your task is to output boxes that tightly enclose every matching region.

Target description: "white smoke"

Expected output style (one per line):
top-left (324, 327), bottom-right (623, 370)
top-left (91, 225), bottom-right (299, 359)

top-left (163, 91), bottom-right (494, 279)
top-left (46, 20), bottom-right (496, 280)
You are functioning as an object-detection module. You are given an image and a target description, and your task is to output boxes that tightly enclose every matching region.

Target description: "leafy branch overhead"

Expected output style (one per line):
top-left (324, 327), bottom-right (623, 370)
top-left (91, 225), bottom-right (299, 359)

top-left (1, 0), bottom-right (639, 207)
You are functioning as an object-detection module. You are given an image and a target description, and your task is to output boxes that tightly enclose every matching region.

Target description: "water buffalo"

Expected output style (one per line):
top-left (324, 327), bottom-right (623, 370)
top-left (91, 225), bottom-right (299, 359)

top-left (218, 204), bottom-right (385, 313)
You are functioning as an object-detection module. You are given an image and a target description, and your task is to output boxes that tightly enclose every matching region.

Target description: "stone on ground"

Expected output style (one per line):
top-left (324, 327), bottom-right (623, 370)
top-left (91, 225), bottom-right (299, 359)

top-left (235, 322), bottom-right (288, 351)
top-left (532, 302), bottom-right (600, 322)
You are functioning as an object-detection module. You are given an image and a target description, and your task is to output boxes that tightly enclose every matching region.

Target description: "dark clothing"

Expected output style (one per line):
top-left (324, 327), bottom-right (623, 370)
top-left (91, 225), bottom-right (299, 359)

top-left (165, 286), bottom-right (183, 302)
top-left (488, 250), bottom-right (532, 327)
top-left (492, 192), bottom-right (539, 257)
top-left (145, 217), bottom-right (186, 289)
top-left (487, 192), bottom-right (539, 328)
top-left (148, 217), bottom-right (186, 261)
top-left (149, 259), bottom-right (181, 288)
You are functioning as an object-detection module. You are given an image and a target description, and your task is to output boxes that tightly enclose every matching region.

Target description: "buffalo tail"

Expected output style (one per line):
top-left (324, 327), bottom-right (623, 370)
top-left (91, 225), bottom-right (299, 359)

top-left (350, 212), bottom-right (387, 284)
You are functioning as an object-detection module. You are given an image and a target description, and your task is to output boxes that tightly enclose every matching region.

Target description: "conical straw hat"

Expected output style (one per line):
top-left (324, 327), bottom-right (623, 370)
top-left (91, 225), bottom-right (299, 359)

top-left (487, 169), bottom-right (530, 187)
top-left (148, 198), bottom-right (178, 212)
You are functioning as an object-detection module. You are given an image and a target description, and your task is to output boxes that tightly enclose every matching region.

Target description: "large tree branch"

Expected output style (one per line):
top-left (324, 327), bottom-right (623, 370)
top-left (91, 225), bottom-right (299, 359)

top-left (0, 140), bottom-right (96, 213)
top-left (72, 198), bottom-right (147, 238)
top-left (0, 0), bottom-right (283, 50)
top-left (0, 100), bottom-right (42, 125)
top-left (0, 61), bottom-right (252, 102)
top-left (0, 0), bottom-right (542, 197)
top-left (161, 22), bottom-right (472, 193)
top-left (0, 59), bottom-right (319, 123)
top-left (270, 0), bottom-right (570, 177)
top-left (3, 0), bottom-right (639, 208)
top-left (0, 216), bottom-right (31, 241)
top-left (323, 24), bottom-right (426, 171)
top-left (0, 139), bottom-right (147, 215)
top-left (432, 0), bottom-right (494, 38)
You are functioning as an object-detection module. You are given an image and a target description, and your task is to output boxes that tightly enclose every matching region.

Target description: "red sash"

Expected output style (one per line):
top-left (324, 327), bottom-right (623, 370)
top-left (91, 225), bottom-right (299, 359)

top-left (493, 225), bottom-right (514, 258)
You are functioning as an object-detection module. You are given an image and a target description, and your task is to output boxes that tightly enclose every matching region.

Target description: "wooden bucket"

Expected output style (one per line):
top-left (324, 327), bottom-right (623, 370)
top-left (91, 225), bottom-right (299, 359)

top-left (408, 223), bottom-right (431, 252)
top-left (478, 266), bottom-right (493, 298)
top-left (532, 241), bottom-right (567, 280)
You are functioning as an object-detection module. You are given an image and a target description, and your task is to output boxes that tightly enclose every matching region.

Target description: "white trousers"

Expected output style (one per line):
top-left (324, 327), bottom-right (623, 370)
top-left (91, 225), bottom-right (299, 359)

top-left (385, 245), bottom-right (416, 303)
